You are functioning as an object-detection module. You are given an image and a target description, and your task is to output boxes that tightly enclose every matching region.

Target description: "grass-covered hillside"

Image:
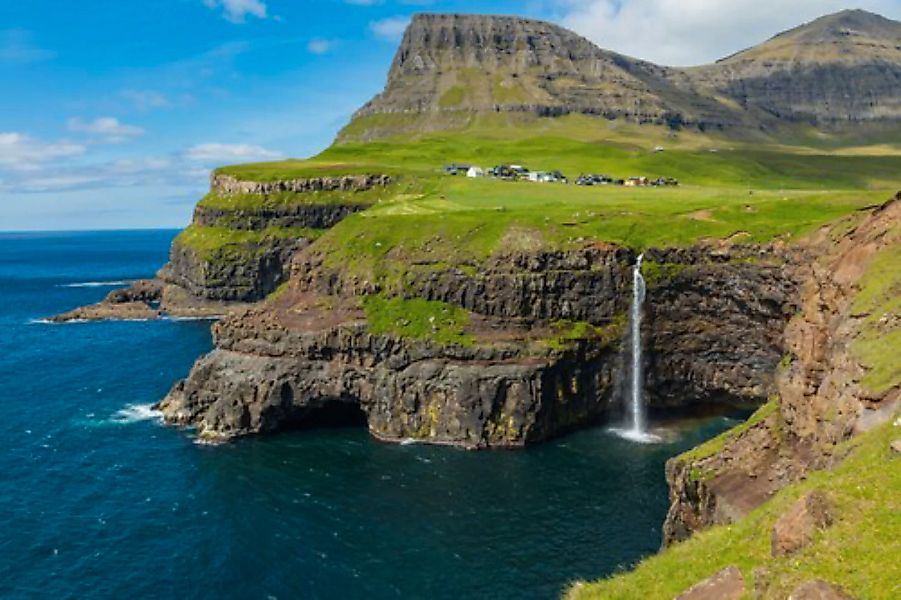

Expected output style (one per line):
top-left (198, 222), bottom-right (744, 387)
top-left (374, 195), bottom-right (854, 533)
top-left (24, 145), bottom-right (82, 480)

top-left (183, 113), bottom-right (900, 292)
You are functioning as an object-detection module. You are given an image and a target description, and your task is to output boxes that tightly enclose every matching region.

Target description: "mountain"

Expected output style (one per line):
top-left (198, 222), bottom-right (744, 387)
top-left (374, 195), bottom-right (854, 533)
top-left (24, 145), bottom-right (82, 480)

top-left (348, 10), bottom-right (901, 139)
top-left (687, 9), bottom-right (901, 122)
top-left (352, 13), bottom-right (745, 129)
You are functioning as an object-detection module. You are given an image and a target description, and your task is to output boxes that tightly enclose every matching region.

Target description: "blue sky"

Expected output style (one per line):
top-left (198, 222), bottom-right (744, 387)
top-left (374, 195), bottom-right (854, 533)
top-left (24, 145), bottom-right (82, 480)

top-left (1, 0), bottom-right (898, 230)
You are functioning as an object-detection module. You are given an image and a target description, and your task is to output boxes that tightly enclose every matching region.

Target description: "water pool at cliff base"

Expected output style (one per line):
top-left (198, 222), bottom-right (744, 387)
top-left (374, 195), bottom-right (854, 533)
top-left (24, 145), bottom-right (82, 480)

top-left (0, 230), bottom-right (743, 599)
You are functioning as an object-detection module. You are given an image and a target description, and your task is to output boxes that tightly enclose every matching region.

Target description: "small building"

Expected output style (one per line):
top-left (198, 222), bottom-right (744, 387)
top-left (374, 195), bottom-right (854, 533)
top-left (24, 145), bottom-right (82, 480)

top-left (625, 176), bottom-right (650, 187)
top-left (528, 170), bottom-right (567, 183)
top-left (466, 166), bottom-right (485, 178)
top-left (653, 146), bottom-right (665, 152)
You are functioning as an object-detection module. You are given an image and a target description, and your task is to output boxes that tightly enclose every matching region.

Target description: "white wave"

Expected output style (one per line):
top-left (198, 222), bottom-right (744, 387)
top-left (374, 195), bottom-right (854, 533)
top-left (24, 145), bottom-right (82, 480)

top-left (58, 280), bottom-right (133, 288)
top-left (110, 404), bottom-right (162, 424)
top-left (27, 318), bottom-right (89, 325)
top-left (608, 427), bottom-right (663, 444)
top-left (399, 438), bottom-right (421, 446)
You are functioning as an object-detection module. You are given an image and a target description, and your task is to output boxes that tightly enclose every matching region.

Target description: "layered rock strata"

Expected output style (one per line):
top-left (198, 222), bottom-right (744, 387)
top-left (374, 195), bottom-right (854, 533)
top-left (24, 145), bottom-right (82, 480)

top-left (159, 242), bottom-right (798, 446)
top-left (662, 197), bottom-right (900, 545)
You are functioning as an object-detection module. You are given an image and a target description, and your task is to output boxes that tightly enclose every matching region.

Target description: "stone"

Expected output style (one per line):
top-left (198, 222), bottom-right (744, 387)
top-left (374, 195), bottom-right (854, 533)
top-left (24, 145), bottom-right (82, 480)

top-left (772, 490), bottom-right (833, 557)
top-left (675, 566), bottom-right (745, 600)
top-left (890, 439), bottom-right (901, 454)
top-left (788, 579), bottom-right (854, 599)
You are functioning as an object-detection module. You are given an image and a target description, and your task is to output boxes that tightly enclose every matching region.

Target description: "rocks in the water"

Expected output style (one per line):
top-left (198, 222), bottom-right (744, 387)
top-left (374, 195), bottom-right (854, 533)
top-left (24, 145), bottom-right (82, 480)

top-left (675, 566), bottom-right (745, 600)
top-left (49, 279), bottom-right (163, 322)
top-left (788, 579), bottom-right (855, 600)
top-left (771, 490), bottom-right (833, 557)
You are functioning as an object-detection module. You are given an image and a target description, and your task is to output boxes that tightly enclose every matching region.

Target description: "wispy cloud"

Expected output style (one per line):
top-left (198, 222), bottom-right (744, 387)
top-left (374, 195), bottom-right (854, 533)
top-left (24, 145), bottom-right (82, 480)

top-left (0, 132), bottom-right (84, 172)
top-left (120, 89), bottom-right (171, 110)
top-left (204, 0), bottom-right (268, 23)
top-left (184, 143), bottom-right (284, 163)
top-left (0, 29), bottom-right (54, 65)
top-left (67, 117), bottom-right (145, 143)
top-left (369, 16), bottom-right (410, 41)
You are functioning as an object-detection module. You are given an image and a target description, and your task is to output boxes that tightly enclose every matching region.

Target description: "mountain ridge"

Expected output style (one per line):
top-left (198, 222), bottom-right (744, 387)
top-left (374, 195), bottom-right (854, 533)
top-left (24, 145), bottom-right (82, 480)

top-left (350, 9), bottom-right (901, 138)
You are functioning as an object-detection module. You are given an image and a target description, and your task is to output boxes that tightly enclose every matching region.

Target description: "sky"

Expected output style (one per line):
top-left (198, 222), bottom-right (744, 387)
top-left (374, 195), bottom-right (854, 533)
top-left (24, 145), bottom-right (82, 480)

top-left (1, 0), bottom-right (899, 231)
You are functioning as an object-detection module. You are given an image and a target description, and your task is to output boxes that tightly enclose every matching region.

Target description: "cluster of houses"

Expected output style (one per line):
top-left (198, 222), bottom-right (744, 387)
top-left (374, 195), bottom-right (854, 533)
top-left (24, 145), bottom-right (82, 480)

top-left (443, 164), bottom-right (678, 187)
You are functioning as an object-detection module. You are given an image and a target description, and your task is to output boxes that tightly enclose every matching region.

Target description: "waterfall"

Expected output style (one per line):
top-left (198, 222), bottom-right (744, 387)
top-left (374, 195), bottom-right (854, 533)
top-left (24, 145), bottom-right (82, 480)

top-left (611, 253), bottom-right (659, 443)
top-left (629, 254), bottom-right (647, 436)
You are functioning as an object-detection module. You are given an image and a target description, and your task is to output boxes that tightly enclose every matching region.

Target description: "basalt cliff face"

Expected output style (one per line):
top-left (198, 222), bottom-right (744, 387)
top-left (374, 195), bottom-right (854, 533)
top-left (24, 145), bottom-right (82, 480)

top-left (662, 196), bottom-right (900, 546)
top-left (157, 242), bottom-right (799, 447)
top-left (51, 172), bottom-right (388, 321)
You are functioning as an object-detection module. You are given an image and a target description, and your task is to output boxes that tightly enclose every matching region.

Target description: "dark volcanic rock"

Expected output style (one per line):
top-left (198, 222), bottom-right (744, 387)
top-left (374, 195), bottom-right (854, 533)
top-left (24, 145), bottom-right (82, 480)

top-left (643, 246), bottom-right (798, 408)
top-left (159, 303), bottom-right (619, 447)
top-left (158, 236), bottom-right (309, 303)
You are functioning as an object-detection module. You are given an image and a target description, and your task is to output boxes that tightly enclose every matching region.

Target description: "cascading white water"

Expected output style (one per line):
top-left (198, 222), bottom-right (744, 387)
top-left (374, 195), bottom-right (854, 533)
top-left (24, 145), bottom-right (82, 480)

top-left (611, 253), bottom-right (659, 443)
top-left (629, 253), bottom-right (647, 435)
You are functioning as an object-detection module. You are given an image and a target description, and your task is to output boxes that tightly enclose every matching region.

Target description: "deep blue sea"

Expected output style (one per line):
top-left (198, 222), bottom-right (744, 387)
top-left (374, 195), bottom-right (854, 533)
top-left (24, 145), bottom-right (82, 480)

top-left (0, 230), bottom-right (741, 599)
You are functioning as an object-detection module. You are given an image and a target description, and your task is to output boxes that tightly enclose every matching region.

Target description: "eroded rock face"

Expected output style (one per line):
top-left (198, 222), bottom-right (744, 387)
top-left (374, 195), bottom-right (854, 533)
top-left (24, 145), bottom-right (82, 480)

top-left (644, 246), bottom-right (798, 408)
top-left (158, 301), bottom-right (619, 447)
top-left (662, 197), bottom-right (900, 546)
top-left (210, 173), bottom-right (392, 196)
top-left (158, 236), bottom-right (309, 303)
top-left (295, 246), bottom-right (635, 325)
top-left (158, 239), bottom-right (802, 447)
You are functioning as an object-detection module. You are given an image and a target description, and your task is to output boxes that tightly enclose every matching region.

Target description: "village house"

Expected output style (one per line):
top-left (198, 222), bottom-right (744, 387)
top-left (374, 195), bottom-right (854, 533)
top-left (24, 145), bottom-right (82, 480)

top-left (443, 163), bottom-right (471, 175)
top-left (527, 170), bottom-right (567, 183)
top-left (466, 166), bottom-right (485, 178)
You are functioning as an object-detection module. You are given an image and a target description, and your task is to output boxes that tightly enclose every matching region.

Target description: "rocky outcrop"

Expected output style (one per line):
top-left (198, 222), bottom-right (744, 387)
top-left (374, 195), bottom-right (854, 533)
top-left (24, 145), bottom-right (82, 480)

top-left (50, 279), bottom-right (164, 322)
top-left (210, 173), bottom-right (392, 195)
top-left (193, 203), bottom-right (369, 231)
top-left (296, 246), bottom-right (634, 324)
top-left (158, 293), bottom-right (620, 446)
top-left (675, 566), bottom-right (745, 600)
top-left (771, 490), bottom-right (833, 557)
top-left (158, 236), bottom-right (309, 303)
top-left (789, 580), bottom-right (855, 600)
top-left (662, 197), bottom-right (900, 545)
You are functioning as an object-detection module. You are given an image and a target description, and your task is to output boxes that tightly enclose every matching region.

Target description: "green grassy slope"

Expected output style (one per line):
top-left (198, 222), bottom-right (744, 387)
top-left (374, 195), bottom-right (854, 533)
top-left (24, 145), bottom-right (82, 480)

top-left (567, 415), bottom-right (901, 599)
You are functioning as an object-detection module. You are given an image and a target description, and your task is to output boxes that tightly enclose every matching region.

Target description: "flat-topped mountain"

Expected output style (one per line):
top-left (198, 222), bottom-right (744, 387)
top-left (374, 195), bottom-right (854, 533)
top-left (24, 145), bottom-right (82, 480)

top-left (353, 13), bottom-right (743, 128)
top-left (351, 10), bottom-right (901, 137)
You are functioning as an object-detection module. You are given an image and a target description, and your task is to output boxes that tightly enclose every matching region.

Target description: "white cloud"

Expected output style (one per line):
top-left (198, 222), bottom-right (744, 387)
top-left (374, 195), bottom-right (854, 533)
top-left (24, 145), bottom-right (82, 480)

top-left (121, 89), bottom-right (171, 110)
top-left (557, 0), bottom-right (901, 66)
top-left (204, 0), bottom-right (268, 23)
top-left (184, 143), bottom-right (284, 163)
top-left (370, 16), bottom-right (411, 41)
top-left (0, 132), bottom-right (85, 171)
top-left (307, 39), bottom-right (335, 55)
top-left (0, 29), bottom-right (54, 65)
top-left (67, 117), bottom-right (145, 143)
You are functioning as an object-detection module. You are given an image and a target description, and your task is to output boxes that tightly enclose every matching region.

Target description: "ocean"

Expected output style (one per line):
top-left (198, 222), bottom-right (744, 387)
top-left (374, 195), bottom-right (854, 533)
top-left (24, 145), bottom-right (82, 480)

top-left (0, 230), bottom-right (740, 599)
